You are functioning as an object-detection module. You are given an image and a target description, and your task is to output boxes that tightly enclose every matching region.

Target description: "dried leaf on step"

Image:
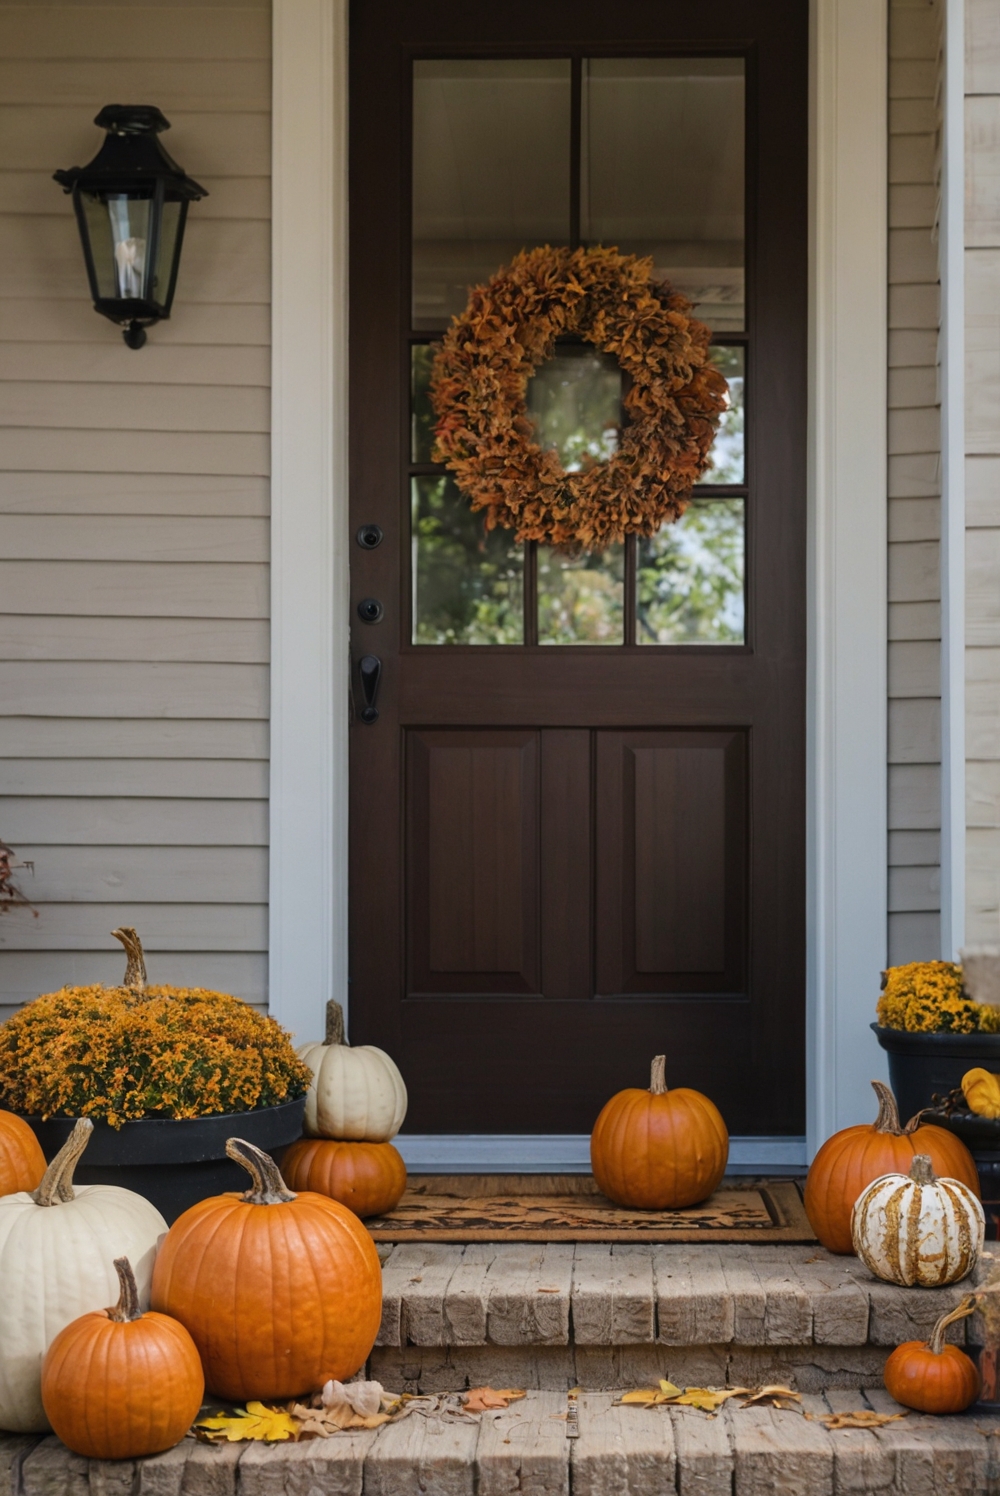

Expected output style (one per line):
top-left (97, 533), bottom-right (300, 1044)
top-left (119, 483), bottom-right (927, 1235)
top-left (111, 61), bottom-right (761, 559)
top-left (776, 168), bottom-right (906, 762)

top-left (740, 1386), bottom-right (802, 1409)
top-left (463, 1387), bottom-right (526, 1413)
top-left (806, 1410), bottom-right (908, 1430)
top-left (195, 1403), bottom-right (299, 1443)
top-left (673, 1387), bottom-right (749, 1412)
top-left (620, 1383), bottom-right (681, 1407)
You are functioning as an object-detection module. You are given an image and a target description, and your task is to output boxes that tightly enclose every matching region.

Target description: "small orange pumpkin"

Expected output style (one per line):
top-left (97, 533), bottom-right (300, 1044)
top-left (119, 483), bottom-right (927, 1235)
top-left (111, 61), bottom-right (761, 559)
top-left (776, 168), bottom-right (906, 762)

top-left (281, 1138), bottom-right (406, 1217)
top-left (0, 1110), bottom-right (45, 1196)
top-left (41, 1256), bottom-right (204, 1459)
top-left (151, 1137), bottom-right (382, 1401)
top-left (883, 1296), bottom-right (981, 1414)
top-left (804, 1080), bottom-right (981, 1254)
top-left (590, 1055), bottom-right (728, 1209)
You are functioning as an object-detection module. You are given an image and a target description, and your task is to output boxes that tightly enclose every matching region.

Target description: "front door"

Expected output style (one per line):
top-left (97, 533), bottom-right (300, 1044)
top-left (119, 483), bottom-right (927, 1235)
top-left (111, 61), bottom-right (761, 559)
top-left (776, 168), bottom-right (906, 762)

top-left (349, 0), bottom-right (807, 1139)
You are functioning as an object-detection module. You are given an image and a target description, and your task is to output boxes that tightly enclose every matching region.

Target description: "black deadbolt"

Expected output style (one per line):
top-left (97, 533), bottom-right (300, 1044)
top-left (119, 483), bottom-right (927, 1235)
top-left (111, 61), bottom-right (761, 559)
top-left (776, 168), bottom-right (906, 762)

top-left (357, 597), bottom-right (384, 624)
top-left (356, 524), bottom-right (384, 550)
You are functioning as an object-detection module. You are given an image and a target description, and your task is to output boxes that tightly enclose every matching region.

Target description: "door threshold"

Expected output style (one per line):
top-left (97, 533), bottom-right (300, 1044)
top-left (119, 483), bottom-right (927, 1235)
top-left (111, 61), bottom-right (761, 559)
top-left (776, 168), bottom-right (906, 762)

top-left (394, 1134), bottom-right (807, 1174)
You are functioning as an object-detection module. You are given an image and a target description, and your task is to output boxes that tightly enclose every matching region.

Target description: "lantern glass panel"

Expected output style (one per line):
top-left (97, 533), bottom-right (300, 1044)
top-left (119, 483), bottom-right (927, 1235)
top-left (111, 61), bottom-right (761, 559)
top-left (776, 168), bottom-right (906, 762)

top-left (81, 191), bottom-right (152, 300)
top-left (153, 199), bottom-right (182, 308)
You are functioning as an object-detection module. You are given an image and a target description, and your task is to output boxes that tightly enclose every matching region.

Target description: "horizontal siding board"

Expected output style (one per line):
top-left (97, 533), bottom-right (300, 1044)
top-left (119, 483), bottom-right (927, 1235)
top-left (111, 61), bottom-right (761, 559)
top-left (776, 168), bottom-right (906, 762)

top-left (968, 0), bottom-right (1000, 95)
top-left (889, 639), bottom-right (940, 697)
top-left (0, 904), bottom-right (267, 952)
top-left (0, 429), bottom-right (269, 477)
top-left (0, 562), bottom-right (268, 617)
top-left (968, 533), bottom-right (1000, 644)
top-left (0, 383), bottom-right (269, 436)
top-left (890, 829), bottom-right (941, 865)
top-left (967, 96), bottom-right (1000, 247)
top-left (3, 173), bottom-right (270, 222)
top-left (889, 366), bottom-right (938, 407)
top-left (967, 676), bottom-right (1000, 759)
top-left (968, 457), bottom-right (1000, 526)
top-left (968, 828), bottom-right (1000, 942)
top-left (0, 616), bottom-right (269, 663)
top-left (0, 661), bottom-right (268, 717)
top-left (0, 10), bottom-right (270, 62)
top-left (889, 405), bottom-right (943, 455)
top-left (0, 342), bottom-right (271, 387)
top-left (888, 911), bottom-right (941, 963)
top-left (889, 328), bottom-right (939, 366)
top-left (3, 516), bottom-right (268, 562)
top-left (889, 763), bottom-right (941, 830)
top-left (9, 844), bottom-right (268, 903)
top-left (968, 761), bottom-right (1000, 828)
top-left (0, 717), bottom-right (268, 758)
top-left (889, 452), bottom-right (941, 497)
top-left (0, 472), bottom-right (269, 517)
top-left (888, 539), bottom-right (940, 601)
top-left (1, 759), bottom-right (268, 798)
top-left (889, 864), bottom-right (941, 912)
top-left (889, 282), bottom-right (940, 328)
top-left (0, 797), bottom-right (267, 845)
top-left (888, 225), bottom-right (939, 281)
top-left (0, 951), bottom-right (267, 1009)
top-left (889, 132), bottom-right (936, 183)
top-left (4, 108), bottom-right (269, 176)
top-left (890, 183), bottom-right (937, 229)
top-left (0, 57), bottom-right (270, 110)
top-left (889, 600), bottom-right (941, 640)
top-left (889, 697), bottom-right (941, 763)
top-left (967, 348), bottom-right (1000, 453)
top-left (890, 96), bottom-right (937, 132)
top-left (0, 298), bottom-right (270, 346)
top-left (889, 497), bottom-right (940, 542)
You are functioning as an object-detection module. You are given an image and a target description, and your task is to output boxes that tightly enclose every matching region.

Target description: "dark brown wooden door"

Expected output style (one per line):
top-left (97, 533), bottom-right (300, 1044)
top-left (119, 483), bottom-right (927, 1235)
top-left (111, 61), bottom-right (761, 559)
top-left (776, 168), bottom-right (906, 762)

top-left (349, 0), bottom-right (807, 1138)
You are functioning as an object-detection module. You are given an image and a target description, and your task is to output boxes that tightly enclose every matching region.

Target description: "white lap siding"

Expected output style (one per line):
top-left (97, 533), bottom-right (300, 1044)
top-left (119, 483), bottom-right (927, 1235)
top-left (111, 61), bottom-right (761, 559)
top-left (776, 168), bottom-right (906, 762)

top-left (888, 0), bottom-right (944, 962)
top-left (0, 0), bottom-right (271, 1015)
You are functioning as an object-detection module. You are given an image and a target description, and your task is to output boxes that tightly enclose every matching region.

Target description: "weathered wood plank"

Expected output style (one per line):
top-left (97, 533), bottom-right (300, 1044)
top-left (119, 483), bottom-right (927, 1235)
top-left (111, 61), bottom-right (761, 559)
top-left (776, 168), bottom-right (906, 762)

top-left (362, 1413), bottom-right (479, 1496)
top-left (653, 1246), bottom-right (735, 1345)
top-left (2, 516), bottom-right (268, 562)
top-left (668, 1405), bottom-right (732, 1496)
top-left (785, 1258), bottom-right (869, 1346)
top-left (817, 1388), bottom-right (895, 1494)
top-left (729, 1403), bottom-right (835, 1496)
top-left (476, 1390), bottom-right (569, 1496)
top-left (20, 1439), bottom-right (91, 1496)
top-left (572, 1393), bottom-right (677, 1496)
top-left (177, 1440), bottom-right (245, 1496)
top-left (0, 1438), bottom-right (41, 1496)
top-left (486, 1244), bottom-right (574, 1346)
top-left (399, 1244), bottom-right (466, 1347)
top-left (133, 1442), bottom-right (190, 1496)
top-left (866, 1386), bottom-right (991, 1495)
top-left (571, 1245), bottom-right (656, 1345)
top-left (443, 1244), bottom-right (496, 1345)
top-left (238, 1428), bottom-right (378, 1496)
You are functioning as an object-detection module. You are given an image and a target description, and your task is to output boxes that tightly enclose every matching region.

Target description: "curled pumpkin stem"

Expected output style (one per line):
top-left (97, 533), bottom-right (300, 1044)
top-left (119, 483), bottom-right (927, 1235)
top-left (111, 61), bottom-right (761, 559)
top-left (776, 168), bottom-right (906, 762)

top-left (106, 1257), bottom-right (143, 1324)
top-left (325, 1000), bottom-right (346, 1046)
top-left (111, 926), bottom-right (147, 995)
top-left (649, 1055), bottom-right (668, 1095)
top-left (226, 1137), bottom-right (297, 1205)
top-left (31, 1117), bottom-right (93, 1207)
top-left (870, 1079), bottom-right (920, 1136)
top-left (929, 1294), bottom-right (977, 1355)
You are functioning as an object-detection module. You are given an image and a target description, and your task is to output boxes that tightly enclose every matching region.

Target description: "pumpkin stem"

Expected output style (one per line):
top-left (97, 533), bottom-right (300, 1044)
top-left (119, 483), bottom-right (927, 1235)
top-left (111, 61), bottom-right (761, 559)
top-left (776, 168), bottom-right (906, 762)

top-left (31, 1117), bottom-right (93, 1207)
top-left (909, 1153), bottom-right (936, 1185)
top-left (106, 1257), bottom-right (143, 1323)
top-left (649, 1055), bottom-right (668, 1095)
top-left (111, 926), bottom-right (147, 994)
top-left (226, 1137), bottom-right (297, 1204)
top-left (325, 1000), bottom-right (346, 1046)
top-left (929, 1294), bottom-right (977, 1355)
top-left (871, 1079), bottom-right (908, 1136)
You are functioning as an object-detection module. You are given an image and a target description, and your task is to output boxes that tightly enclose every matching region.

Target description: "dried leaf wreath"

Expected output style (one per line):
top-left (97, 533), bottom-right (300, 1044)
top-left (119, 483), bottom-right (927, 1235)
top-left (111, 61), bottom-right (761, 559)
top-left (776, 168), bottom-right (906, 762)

top-left (430, 244), bottom-right (729, 552)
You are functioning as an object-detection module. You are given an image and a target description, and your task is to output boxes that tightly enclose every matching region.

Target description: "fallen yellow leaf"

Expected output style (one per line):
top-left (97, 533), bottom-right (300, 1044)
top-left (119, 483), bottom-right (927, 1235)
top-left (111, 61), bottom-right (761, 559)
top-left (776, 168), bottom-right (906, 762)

top-left (740, 1386), bottom-right (802, 1409)
top-left (196, 1403), bottom-right (299, 1443)
top-left (806, 1410), bottom-right (908, 1430)
top-left (463, 1387), bottom-right (526, 1413)
top-left (673, 1388), bottom-right (748, 1413)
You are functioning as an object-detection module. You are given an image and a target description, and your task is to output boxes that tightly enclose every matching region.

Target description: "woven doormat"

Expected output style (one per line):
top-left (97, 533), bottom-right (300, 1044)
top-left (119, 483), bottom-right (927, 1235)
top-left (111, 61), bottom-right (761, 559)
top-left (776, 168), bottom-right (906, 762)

top-left (366, 1174), bottom-right (814, 1243)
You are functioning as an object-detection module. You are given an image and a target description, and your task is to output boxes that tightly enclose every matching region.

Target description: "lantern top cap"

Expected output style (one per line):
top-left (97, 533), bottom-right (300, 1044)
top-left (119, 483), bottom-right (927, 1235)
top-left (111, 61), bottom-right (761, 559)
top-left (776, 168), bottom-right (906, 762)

top-left (94, 104), bottom-right (171, 135)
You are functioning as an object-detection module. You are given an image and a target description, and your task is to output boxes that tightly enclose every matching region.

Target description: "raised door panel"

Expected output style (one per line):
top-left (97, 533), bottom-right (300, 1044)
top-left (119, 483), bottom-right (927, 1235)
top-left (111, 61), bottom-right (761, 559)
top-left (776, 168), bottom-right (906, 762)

top-left (407, 729), bottom-right (539, 993)
top-left (595, 730), bottom-right (747, 994)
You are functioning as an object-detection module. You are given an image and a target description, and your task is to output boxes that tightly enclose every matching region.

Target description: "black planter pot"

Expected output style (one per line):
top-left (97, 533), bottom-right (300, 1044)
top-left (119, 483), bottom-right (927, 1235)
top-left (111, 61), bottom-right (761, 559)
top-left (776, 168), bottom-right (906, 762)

top-left (22, 1096), bottom-right (306, 1225)
top-left (871, 1023), bottom-right (1000, 1122)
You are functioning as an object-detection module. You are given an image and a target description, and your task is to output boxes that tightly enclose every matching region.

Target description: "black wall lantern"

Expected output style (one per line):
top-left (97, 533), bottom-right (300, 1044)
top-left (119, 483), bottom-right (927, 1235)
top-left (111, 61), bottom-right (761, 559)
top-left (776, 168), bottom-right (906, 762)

top-left (54, 105), bottom-right (207, 349)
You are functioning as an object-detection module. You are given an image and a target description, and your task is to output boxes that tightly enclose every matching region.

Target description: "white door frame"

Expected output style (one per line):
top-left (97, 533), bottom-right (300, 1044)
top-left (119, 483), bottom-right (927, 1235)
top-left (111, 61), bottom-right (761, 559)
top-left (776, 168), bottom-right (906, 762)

top-left (269, 0), bottom-right (889, 1169)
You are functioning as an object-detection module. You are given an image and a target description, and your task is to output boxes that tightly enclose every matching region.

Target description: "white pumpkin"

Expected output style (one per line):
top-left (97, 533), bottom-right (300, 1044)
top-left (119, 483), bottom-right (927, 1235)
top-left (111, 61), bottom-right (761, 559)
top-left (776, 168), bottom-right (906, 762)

top-left (298, 1001), bottom-right (407, 1141)
top-left (0, 1119), bottom-right (166, 1432)
top-left (851, 1153), bottom-right (984, 1288)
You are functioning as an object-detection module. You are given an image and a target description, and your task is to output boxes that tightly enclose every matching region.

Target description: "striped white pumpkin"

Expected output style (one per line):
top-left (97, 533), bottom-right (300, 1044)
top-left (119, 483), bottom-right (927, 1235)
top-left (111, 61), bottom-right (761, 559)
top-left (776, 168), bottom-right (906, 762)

top-left (851, 1154), bottom-right (984, 1287)
top-left (298, 1000), bottom-right (407, 1142)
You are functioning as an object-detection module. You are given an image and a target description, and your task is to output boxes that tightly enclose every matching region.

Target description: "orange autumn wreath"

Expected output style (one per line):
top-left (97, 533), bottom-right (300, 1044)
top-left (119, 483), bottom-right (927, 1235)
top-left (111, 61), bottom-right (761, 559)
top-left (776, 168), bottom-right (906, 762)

top-left (430, 244), bottom-right (728, 551)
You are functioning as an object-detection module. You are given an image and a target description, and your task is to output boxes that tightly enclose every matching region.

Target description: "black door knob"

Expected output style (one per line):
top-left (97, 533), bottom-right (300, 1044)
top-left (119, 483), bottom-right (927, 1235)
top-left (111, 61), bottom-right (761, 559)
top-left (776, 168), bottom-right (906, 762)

top-left (357, 597), bottom-right (384, 624)
top-left (356, 524), bottom-right (384, 549)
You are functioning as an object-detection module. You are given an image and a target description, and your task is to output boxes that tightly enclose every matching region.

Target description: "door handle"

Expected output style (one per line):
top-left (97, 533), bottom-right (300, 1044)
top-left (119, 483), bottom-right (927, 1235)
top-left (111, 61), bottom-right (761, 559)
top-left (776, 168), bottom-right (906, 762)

top-left (356, 654), bottom-right (381, 724)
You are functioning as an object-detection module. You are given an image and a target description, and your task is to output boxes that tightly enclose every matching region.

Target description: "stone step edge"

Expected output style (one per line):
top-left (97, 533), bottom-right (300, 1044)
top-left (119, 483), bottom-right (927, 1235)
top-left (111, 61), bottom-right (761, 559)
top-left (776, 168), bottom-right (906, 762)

top-left (376, 1241), bottom-right (992, 1351)
top-left (5, 1389), bottom-right (1000, 1496)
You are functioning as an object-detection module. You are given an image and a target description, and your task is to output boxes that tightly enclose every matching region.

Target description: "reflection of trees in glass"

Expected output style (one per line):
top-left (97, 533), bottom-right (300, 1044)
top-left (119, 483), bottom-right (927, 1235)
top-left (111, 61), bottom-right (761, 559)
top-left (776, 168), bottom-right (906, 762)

top-left (703, 345), bottom-right (744, 484)
top-left (538, 545), bottom-right (624, 643)
top-left (526, 347), bottom-right (621, 471)
top-left (637, 499), bottom-right (744, 643)
top-left (411, 476), bottom-right (524, 643)
top-left (411, 343), bottom-right (439, 463)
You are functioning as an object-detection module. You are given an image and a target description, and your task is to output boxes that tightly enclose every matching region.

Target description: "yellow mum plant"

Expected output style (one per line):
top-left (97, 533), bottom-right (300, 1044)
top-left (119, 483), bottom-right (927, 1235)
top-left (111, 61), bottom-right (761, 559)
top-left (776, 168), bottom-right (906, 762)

top-left (0, 928), bottom-right (310, 1128)
top-left (877, 960), bottom-right (1000, 1034)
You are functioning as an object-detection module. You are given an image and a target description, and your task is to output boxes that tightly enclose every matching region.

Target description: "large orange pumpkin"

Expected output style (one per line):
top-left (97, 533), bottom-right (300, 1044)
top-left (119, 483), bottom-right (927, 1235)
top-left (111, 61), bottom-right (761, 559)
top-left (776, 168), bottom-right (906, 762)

top-left (804, 1080), bottom-right (980, 1254)
top-left (590, 1055), bottom-right (728, 1209)
top-left (151, 1137), bottom-right (382, 1401)
top-left (281, 1138), bottom-right (406, 1218)
top-left (883, 1296), bottom-right (980, 1414)
top-left (41, 1255), bottom-right (204, 1460)
top-left (0, 1110), bottom-right (45, 1196)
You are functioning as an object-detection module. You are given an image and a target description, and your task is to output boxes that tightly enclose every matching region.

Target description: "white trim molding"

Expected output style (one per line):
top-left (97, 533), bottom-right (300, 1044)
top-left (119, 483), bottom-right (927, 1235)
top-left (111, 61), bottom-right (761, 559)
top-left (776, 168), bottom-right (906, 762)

top-left (395, 1135), bottom-right (808, 1175)
top-left (269, 0), bottom-right (349, 1046)
top-left (940, 0), bottom-right (966, 960)
top-left (807, 0), bottom-right (889, 1154)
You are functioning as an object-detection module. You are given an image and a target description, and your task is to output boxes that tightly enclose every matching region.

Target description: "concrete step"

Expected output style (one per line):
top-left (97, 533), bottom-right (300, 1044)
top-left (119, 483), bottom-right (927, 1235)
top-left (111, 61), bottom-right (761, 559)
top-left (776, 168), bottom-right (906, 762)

top-left (373, 1242), bottom-right (990, 1393)
top-left (5, 1388), bottom-right (1000, 1496)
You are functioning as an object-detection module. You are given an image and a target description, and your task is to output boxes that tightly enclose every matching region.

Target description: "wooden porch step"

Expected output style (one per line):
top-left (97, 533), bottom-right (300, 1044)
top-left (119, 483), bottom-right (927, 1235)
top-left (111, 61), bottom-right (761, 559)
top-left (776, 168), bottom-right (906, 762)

top-left (5, 1388), bottom-right (1000, 1496)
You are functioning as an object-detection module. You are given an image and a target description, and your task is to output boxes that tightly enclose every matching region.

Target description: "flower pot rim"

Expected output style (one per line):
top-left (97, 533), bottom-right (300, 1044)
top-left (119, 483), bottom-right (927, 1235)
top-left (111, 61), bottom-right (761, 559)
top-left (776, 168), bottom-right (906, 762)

top-left (16, 1095), bottom-right (306, 1166)
top-left (871, 1021), bottom-right (1000, 1052)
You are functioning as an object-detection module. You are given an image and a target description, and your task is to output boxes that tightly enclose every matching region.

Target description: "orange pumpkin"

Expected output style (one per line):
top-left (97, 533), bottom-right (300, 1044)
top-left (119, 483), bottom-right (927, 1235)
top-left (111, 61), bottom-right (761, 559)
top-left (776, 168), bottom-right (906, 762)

top-left (0, 1110), bottom-right (45, 1196)
top-left (41, 1256), bottom-right (204, 1459)
top-left (590, 1055), bottom-right (728, 1209)
top-left (883, 1296), bottom-right (981, 1414)
top-left (281, 1138), bottom-right (406, 1217)
top-left (804, 1080), bottom-right (981, 1254)
top-left (151, 1137), bottom-right (382, 1401)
